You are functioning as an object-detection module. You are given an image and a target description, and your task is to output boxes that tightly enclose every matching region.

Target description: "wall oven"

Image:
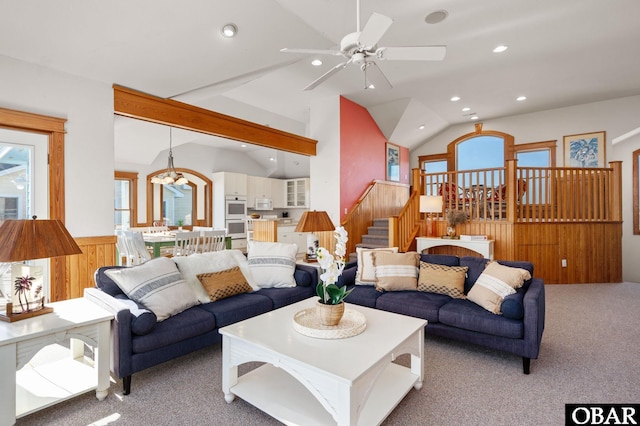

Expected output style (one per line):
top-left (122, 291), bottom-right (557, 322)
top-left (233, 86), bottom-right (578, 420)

top-left (225, 218), bottom-right (247, 240)
top-left (225, 195), bottom-right (247, 220)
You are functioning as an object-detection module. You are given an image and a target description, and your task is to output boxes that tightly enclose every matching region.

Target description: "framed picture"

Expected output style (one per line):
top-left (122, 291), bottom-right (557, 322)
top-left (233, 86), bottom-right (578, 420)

top-left (563, 131), bottom-right (606, 167)
top-left (386, 142), bottom-right (400, 182)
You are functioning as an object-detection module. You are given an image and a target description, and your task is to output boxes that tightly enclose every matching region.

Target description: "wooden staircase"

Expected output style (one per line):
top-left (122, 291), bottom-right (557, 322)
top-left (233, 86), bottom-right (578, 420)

top-left (349, 218), bottom-right (390, 262)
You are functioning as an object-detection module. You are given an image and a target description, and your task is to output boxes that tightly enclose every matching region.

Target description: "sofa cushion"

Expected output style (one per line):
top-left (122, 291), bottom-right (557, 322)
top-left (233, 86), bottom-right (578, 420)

top-left (197, 266), bottom-right (253, 302)
top-left (418, 261), bottom-right (468, 299)
top-left (105, 257), bottom-right (200, 321)
top-left (373, 251), bottom-right (419, 292)
top-left (247, 241), bottom-right (298, 288)
top-left (255, 286), bottom-right (315, 309)
top-left (438, 299), bottom-right (524, 339)
top-left (459, 256), bottom-right (490, 294)
top-left (114, 294), bottom-right (157, 335)
top-left (467, 261), bottom-right (531, 314)
top-left (355, 247), bottom-right (398, 285)
top-left (95, 266), bottom-right (127, 296)
top-left (375, 290), bottom-right (451, 322)
top-left (501, 288), bottom-right (525, 319)
top-left (344, 284), bottom-right (382, 308)
top-left (131, 306), bottom-right (216, 353)
top-left (197, 293), bottom-right (273, 327)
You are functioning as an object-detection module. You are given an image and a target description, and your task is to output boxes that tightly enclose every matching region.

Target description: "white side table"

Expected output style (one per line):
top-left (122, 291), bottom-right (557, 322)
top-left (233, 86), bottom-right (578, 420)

top-left (416, 237), bottom-right (495, 260)
top-left (0, 297), bottom-right (112, 425)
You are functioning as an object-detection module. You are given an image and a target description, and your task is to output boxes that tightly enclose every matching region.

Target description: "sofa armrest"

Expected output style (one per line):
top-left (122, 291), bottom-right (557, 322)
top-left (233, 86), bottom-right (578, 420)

top-left (522, 278), bottom-right (545, 359)
top-left (337, 263), bottom-right (357, 288)
top-left (84, 287), bottom-right (134, 378)
top-left (293, 263), bottom-right (319, 287)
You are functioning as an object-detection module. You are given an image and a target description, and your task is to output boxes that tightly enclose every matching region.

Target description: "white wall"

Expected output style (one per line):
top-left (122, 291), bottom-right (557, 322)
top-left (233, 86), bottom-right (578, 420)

top-left (0, 55), bottom-right (114, 238)
top-left (411, 95), bottom-right (640, 283)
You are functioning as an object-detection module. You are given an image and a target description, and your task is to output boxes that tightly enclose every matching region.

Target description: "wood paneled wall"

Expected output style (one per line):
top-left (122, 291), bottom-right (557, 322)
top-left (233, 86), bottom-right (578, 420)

top-left (57, 236), bottom-right (117, 301)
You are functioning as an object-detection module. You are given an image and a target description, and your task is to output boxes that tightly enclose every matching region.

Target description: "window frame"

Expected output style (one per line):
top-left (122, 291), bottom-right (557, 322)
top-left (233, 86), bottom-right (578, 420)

top-left (115, 171), bottom-right (138, 229)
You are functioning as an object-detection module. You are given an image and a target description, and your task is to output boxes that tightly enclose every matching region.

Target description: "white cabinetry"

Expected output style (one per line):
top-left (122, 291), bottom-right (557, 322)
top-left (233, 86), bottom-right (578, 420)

top-left (285, 178), bottom-right (310, 208)
top-left (271, 179), bottom-right (286, 208)
top-left (248, 176), bottom-right (278, 208)
top-left (213, 172), bottom-right (247, 196)
top-left (277, 225), bottom-right (307, 255)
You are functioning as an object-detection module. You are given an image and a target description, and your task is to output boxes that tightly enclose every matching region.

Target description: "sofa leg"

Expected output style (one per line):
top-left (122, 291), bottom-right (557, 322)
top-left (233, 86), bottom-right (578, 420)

top-left (522, 357), bottom-right (531, 374)
top-left (123, 375), bottom-right (131, 395)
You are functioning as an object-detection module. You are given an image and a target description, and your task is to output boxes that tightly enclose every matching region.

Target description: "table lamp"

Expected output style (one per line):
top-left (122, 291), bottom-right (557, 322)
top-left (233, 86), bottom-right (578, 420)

top-left (419, 195), bottom-right (443, 237)
top-left (0, 216), bottom-right (82, 322)
top-left (294, 211), bottom-right (335, 262)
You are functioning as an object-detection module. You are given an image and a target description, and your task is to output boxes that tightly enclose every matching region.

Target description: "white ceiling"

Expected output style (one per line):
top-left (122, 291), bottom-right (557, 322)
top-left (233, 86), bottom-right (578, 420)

top-left (2, 0), bottom-right (640, 174)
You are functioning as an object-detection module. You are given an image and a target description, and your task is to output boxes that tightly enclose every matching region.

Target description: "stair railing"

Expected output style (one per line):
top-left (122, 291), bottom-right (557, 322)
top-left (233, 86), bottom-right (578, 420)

top-left (388, 189), bottom-right (421, 252)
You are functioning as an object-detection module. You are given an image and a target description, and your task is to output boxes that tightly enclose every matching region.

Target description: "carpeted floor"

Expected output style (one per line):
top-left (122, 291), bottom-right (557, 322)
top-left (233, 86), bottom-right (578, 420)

top-left (16, 282), bottom-right (640, 426)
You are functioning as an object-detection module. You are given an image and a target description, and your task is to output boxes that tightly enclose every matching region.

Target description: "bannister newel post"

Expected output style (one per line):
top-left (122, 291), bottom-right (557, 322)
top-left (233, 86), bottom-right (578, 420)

top-left (506, 159), bottom-right (517, 222)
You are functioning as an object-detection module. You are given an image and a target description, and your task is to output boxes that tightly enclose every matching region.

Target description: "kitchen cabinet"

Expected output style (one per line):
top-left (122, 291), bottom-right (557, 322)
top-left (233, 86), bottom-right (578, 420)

top-left (271, 179), bottom-right (286, 208)
top-left (285, 178), bottom-right (309, 208)
top-left (212, 171), bottom-right (247, 196)
top-left (248, 176), bottom-right (276, 208)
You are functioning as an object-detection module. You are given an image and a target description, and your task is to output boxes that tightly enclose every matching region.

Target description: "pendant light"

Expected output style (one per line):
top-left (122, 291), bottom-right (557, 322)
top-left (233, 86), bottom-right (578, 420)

top-left (151, 127), bottom-right (188, 185)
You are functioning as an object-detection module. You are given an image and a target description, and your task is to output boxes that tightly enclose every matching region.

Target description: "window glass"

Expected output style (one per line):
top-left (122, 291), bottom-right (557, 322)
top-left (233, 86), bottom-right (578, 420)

top-left (517, 150), bottom-right (550, 167)
top-left (114, 179), bottom-right (131, 229)
top-left (457, 136), bottom-right (504, 171)
top-left (422, 160), bottom-right (447, 173)
top-left (162, 184), bottom-right (193, 226)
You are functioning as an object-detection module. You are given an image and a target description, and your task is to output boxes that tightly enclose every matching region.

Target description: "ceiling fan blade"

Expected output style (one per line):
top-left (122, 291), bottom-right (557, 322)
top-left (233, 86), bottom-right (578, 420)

top-left (280, 47), bottom-right (343, 56)
top-left (363, 61), bottom-right (392, 90)
top-left (358, 12), bottom-right (393, 49)
top-left (377, 46), bottom-right (446, 61)
top-left (303, 61), bottom-right (349, 91)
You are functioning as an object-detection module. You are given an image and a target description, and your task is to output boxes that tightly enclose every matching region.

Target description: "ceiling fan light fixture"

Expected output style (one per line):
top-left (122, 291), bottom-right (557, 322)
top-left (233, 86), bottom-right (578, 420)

top-left (221, 23), bottom-right (238, 38)
top-left (425, 10), bottom-right (448, 25)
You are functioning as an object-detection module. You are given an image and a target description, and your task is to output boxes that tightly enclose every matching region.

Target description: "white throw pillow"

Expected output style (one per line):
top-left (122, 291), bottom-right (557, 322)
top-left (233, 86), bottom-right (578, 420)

top-left (247, 241), bottom-right (298, 288)
top-left (173, 250), bottom-right (258, 303)
top-left (105, 257), bottom-right (199, 321)
top-left (355, 247), bottom-right (399, 285)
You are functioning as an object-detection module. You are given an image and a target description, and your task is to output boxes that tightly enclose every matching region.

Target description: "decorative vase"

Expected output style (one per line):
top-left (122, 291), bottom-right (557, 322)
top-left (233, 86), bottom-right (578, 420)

top-left (316, 300), bottom-right (344, 326)
top-left (446, 226), bottom-right (456, 238)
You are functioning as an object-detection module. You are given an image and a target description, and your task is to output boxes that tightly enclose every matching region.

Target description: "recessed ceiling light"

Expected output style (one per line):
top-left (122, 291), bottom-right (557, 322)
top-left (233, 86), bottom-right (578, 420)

top-left (470, 115), bottom-right (479, 120)
top-left (462, 107), bottom-right (471, 112)
top-left (269, 157), bottom-right (275, 161)
top-left (221, 23), bottom-right (238, 38)
top-left (516, 96), bottom-right (527, 101)
top-left (367, 83), bottom-right (375, 89)
top-left (450, 96), bottom-right (461, 102)
top-left (418, 124), bottom-right (425, 130)
top-left (241, 144), bottom-right (247, 148)
top-left (493, 45), bottom-right (508, 53)
top-left (425, 10), bottom-right (448, 24)
top-left (311, 59), bottom-right (323, 66)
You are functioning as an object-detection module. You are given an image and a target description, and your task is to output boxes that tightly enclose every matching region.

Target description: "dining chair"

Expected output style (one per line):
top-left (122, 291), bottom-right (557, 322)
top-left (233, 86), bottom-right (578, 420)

top-left (123, 231), bottom-right (152, 265)
top-left (147, 226), bottom-right (170, 234)
top-left (438, 182), bottom-right (469, 210)
top-left (199, 230), bottom-right (226, 253)
top-left (172, 231), bottom-right (200, 257)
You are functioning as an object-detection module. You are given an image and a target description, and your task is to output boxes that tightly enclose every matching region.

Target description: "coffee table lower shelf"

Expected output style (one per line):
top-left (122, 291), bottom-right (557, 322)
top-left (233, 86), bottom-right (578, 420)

top-left (231, 362), bottom-right (418, 426)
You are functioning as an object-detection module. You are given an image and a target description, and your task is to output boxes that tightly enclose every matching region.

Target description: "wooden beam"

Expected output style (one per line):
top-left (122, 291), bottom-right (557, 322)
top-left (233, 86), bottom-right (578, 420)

top-left (113, 85), bottom-right (317, 156)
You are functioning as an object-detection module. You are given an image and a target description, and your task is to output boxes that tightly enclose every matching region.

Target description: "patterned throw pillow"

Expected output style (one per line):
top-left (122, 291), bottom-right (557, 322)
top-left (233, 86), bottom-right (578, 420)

top-left (197, 266), bottom-right (253, 302)
top-left (418, 262), bottom-right (468, 298)
top-left (467, 261), bottom-right (532, 314)
top-left (105, 257), bottom-right (199, 321)
top-left (247, 241), bottom-right (298, 288)
top-left (355, 247), bottom-right (399, 285)
top-left (372, 251), bottom-right (419, 292)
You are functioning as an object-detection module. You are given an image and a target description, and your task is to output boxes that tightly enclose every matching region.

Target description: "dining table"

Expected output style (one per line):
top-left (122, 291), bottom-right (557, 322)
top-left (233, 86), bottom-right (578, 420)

top-left (142, 232), bottom-right (232, 257)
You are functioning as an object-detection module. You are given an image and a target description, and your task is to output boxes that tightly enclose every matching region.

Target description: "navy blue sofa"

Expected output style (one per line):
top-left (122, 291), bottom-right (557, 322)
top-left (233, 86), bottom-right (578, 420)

top-left (337, 254), bottom-right (545, 374)
top-left (84, 263), bottom-right (318, 395)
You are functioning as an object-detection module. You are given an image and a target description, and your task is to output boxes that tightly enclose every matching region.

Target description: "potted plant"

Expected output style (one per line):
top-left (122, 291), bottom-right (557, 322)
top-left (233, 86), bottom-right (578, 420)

top-left (315, 226), bottom-right (352, 325)
top-left (177, 219), bottom-right (184, 231)
top-left (444, 210), bottom-right (469, 239)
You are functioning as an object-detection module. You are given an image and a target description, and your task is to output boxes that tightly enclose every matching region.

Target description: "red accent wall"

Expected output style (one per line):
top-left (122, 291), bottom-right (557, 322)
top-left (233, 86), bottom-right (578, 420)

top-left (339, 96), bottom-right (410, 221)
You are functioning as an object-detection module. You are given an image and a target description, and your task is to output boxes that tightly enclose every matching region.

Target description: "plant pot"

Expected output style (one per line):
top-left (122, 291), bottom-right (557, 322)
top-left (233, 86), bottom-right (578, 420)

top-left (316, 300), bottom-right (345, 326)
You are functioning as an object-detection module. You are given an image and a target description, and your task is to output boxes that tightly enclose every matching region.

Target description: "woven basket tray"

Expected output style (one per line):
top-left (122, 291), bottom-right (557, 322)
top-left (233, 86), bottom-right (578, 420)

top-left (292, 307), bottom-right (367, 339)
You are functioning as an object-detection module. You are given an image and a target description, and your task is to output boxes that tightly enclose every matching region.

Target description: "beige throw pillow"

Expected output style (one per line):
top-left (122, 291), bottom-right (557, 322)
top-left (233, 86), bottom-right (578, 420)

top-left (197, 266), bottom-right (253, 302)
top-left (467, 261), bottom-right (532, 314)
top-left (418, 262), bottom-right (468, 298)
top-left (373, 251), bottom-right (419, 292)
top-left (355, 247), bottom-right (399, 285)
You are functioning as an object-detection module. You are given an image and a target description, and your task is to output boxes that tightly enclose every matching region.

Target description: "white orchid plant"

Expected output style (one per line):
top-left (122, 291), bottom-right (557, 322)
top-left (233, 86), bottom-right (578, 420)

top-left (316, 226), bottom-right (353, 305)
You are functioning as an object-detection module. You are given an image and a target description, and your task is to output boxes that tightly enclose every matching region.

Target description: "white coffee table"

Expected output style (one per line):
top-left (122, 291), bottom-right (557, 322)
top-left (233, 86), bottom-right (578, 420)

top-left (0, 297), bottom-right (112, 425)
top-left (220, 297), bottom-right (426, 426)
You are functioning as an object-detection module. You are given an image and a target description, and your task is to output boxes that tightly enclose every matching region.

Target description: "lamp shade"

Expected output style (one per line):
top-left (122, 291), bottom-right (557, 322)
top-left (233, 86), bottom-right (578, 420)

top-left (295, 211), bottom-right (335, 233)
top-left (420, 195), bottom-right (443, 213)
top-left (0, 218), bottom-right (82, 262)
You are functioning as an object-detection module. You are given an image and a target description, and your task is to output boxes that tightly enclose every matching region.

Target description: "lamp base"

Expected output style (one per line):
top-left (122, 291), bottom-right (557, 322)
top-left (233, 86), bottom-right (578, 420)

top-left (0, 301), bottom-right (53, 323)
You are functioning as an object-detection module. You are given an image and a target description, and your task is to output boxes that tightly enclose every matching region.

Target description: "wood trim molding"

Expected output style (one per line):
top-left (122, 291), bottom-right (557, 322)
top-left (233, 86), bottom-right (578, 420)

top-left (447, 129), bottom-right (515, 170)
top-left (113, 85), bottom-right (317, 156)
top-left (115, 171), bottom-right (139, 227)
top-left (634, 149), bottom-right (639, 235)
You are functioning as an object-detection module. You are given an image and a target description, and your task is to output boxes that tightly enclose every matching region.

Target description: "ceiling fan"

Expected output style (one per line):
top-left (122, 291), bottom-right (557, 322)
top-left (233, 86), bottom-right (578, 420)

top-left (280, 0), bottom-right (446, 91)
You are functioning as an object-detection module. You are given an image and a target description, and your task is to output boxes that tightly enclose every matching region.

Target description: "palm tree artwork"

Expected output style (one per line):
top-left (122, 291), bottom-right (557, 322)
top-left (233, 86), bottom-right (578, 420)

top-left (13, 274), bottom-right (40, 313)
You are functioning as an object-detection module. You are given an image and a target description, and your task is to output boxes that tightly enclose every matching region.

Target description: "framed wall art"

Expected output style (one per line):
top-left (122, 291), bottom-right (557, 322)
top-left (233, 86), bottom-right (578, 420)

top-left (563, 131), bottom-right (606, 167)
top-left (386, 142), bottom-right (400, 182)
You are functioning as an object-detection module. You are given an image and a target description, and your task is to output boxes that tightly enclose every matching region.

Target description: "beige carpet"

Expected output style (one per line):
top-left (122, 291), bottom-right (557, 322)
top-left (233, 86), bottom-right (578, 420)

top-left (16, 282), bottom-right (640, 426)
